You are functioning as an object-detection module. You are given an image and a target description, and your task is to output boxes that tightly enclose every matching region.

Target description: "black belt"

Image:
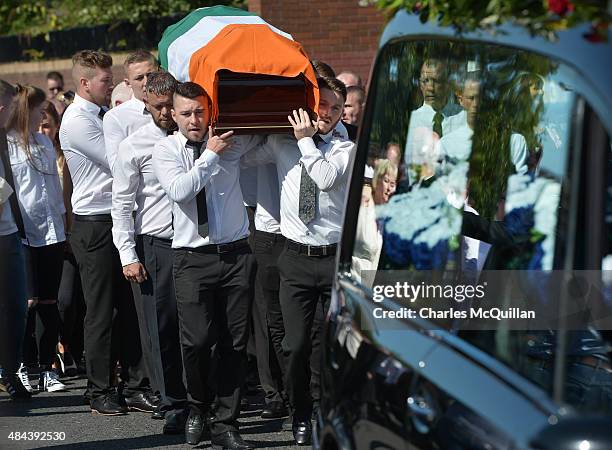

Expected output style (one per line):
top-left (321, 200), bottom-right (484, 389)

top-left (187, 238), bottom-right (250, 255)
top-left (74, 214), bottom-right (112, 223)
top-left (287, 239), bottom-right (337, 257)
top-left (254, 230), bottom-right (286, 242)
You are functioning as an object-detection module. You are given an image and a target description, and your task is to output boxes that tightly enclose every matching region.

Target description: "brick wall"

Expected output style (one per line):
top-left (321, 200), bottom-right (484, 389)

top-left (248, 0), bottom-right (385, 87)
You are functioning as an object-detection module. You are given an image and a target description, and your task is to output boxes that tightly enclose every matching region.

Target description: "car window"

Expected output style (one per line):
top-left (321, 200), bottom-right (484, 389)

top-left (349, 39), bottom-right (612, 404)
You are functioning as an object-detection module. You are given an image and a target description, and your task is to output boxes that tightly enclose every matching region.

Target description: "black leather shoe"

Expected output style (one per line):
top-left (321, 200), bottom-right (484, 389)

top-left (185, 410), bottom-right (207, 445)
top-left (90, 394), bottom-right (128, 416)
top-left (211, 431), bottom-right (253, 450)
top-left (261, 401), bottom-right (288, 419)
top-left (292, 420), bottom-right (312, 446)
top-left (151, 404), bottom-right (165, 420)
top-left (163, 410), bottom-right (187, 435)
top-left (125, 392), bottom-right (157, 413)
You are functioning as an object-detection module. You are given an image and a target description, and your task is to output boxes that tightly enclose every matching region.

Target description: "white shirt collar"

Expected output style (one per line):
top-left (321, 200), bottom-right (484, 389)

top-left (74, 93), bottom-right (105, 115)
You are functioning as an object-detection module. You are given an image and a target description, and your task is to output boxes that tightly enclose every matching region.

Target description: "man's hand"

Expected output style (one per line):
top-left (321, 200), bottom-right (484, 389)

top-left (123, 262), bottom-right (148, 283)
top-left (206, 127), bottom-right (234, 154)
top-left (288, 108), bottom-right (317, 141)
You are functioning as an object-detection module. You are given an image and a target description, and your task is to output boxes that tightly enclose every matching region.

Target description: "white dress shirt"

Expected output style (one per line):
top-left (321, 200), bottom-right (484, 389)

top-left (254, 164), bottom-right (281, 234)
top-left (7, 131), bottom-right (66, 246)
top-left (439, 125), bottom-right (528, 175)
top-left (0, 164), bottom-right (17, 237)
top-left (153, 132), bottom-right (264, 249)
top-left (404, 104), bottom-right (465, 166)
top-left (239, 166), bottom-right (258, 208)
top-left (112, 122), bottom-right (174, 266)
top-left (59, 94), bottom-right (112, 215)
top-left (242, 123), bottom-right (355, 246)
top-left (103, 96), bottom-right (152, 173)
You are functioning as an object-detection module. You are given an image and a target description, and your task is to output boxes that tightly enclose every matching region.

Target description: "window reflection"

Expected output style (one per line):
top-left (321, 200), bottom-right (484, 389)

top-left (351, 40), bottom-right (612, 417)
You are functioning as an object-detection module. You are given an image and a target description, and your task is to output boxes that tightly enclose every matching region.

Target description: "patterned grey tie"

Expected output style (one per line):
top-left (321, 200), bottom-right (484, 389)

top-left (298, 135), bottom-right (322, 225)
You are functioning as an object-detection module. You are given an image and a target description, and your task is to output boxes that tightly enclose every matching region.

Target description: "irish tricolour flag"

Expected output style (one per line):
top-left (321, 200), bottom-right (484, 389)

top-left (158, 6), bottom-right (319, 121)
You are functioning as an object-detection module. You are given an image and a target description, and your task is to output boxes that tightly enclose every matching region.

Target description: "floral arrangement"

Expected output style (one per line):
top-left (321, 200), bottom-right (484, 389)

top-left (364, 0), bottom-right (610, 42)
top-left (376, 162), bottom-right (468, 269)
top-left (503, 173), bottom-right (561, 269)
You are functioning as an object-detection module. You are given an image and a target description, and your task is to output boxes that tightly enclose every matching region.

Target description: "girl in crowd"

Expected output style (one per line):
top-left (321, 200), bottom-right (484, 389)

top-left (7, 86), bottom-right (66, 392)
top-left (39, 100), bottom-right (83, 378)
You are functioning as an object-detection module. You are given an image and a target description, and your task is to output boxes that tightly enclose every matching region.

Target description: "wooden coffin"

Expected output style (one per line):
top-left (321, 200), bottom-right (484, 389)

top-left (215, 70), bottom-right (314, 134)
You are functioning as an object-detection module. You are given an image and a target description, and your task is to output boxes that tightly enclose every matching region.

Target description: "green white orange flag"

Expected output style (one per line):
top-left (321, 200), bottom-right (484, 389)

top-left (158, 5), bottom-right (319, 122)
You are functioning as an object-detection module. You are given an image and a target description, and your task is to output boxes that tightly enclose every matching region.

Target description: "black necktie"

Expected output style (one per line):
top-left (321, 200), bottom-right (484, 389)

top-left (433, 111), bottom-right (443, 138)
top-left (187, 140), bottom-right (209, 238)
top-left (143, 107), bottom-right (150, 116)
top-left (298, 135), bottom-right (322, 225)
top-left (98, 107), bottom-right (107, 119)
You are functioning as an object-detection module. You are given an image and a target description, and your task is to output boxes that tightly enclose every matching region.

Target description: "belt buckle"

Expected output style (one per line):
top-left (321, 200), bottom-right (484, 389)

top-left (216, 244), bottom-right (224, 254)
top-left (307, 245), bottom-right (312, 257)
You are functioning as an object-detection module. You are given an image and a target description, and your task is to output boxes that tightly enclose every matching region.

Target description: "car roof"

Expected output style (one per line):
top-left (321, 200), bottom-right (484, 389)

top-left (380, 10), bottom-right (612, 132)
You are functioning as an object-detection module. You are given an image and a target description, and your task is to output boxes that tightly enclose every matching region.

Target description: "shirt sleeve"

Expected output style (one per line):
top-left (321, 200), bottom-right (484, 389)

top-left (153, 139), bottom-right (220, 204)
top-left (298, 137), bottom-right (354, 191)
top-left (111, 140), bottom-right (140, 266)
top-left (0, 176), bottom-right (13, 206)
top-left (66, 111), bottom-right (109, 169)
top-left (40, 134), bottom-right (67, 216)
top-left (510, 133), bottom-right (528, 175)
top-left (103, 112), bottom-right (126, 174)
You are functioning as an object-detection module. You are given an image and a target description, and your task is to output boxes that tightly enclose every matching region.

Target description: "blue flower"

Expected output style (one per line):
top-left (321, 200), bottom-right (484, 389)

top-left (504, 206), bottom-right (534, 238)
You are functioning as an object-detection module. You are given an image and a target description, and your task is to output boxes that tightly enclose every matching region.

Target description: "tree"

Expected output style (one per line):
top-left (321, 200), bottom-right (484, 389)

top-left (366, 0), bottom-right (610, 42)
top-left (0, 0), bottom-right (246, 37)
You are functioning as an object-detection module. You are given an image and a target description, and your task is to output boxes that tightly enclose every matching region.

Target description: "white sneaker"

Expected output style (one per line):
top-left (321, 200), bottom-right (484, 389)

top-left (39, 371), bottom-right (66, 393)
top-left (16, 364), bottom-right (35, 393)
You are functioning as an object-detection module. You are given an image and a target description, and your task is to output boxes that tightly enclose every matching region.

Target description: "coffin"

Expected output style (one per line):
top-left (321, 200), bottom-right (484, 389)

top-left (215, 70), bottom-right (314, 134)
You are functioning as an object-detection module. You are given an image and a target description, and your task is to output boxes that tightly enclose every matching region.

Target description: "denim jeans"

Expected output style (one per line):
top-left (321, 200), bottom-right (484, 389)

top-left (0, 232), bottom-right (27, 374)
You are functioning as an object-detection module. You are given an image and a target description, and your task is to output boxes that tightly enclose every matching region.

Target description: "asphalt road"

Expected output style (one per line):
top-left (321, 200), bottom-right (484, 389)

top-left (0, 373), bottom-right (301, 450)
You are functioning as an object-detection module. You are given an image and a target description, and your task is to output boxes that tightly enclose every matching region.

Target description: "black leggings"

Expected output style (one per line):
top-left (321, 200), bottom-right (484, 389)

top-left (22, 243), bottom-right (64, 369)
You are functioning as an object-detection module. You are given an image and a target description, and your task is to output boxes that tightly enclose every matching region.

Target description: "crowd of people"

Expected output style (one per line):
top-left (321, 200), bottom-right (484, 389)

top-left (0, 48), bottom-right (367, 449)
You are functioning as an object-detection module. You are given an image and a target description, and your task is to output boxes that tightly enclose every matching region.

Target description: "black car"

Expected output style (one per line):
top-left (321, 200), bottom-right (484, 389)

top-left (317, 9), bottom-right (612, 450)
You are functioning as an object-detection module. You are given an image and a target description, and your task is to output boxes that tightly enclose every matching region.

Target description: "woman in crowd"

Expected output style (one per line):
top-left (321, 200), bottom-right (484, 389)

top-left (39, 100), bottom-right (83, 377)
top-left (7, 86), bottom-right (66, 392)
top-left (352, 159), bottom-right (398, 285)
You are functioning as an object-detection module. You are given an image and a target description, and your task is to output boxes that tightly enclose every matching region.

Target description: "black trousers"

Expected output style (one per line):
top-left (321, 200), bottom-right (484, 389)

top-left (278, 244), bottom-right (334, 421)
top-left (71, 217), bottom-right (147, 398)
top-left (57, 252), bottom-right (85, 363)
top-left (173, 244), bottom-right (255, 436)
top-left (252, 230), bottom-right (286, 405)
top-left (133, 235), bottom-right (186, 414)
top-left (0, 232), bottom-right (27, 375)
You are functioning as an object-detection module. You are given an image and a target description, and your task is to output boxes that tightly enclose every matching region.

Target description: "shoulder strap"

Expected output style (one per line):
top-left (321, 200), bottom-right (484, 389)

top-left (0, 128), bottom-right (26, 239)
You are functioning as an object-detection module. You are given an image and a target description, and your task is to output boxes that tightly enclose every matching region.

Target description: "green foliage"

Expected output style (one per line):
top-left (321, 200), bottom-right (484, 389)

top-left (0, 0), bottom-right (247, 37)
top-left (367, 0), bottom-right (610, 41)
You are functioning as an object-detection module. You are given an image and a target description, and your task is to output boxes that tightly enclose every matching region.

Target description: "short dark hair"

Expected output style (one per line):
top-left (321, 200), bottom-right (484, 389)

top-left (311, 60), bottom-right (336, 78)
top-left (123, 49), bottom-right (158, 69)
top-left (0, 79), bottom-right (16, 103)
top-left (46, 71), bottom-right (64, 84)
top-left (317, 76), bottom-right (347, 101)
top-left (175, 81), bottom-right (207, 100)
top-left (72, 50), bottom-right (113, 70)
top-left (145, 71), bottom-right (178, 96)
top-left (347, 85), bottom-right (365, 102)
